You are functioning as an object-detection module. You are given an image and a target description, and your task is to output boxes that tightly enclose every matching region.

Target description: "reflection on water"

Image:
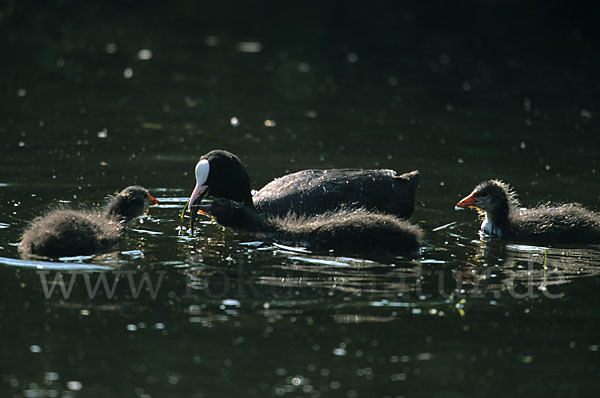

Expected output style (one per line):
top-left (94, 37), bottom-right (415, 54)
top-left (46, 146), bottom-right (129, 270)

top-left (3, 196), bottom-right (600, 397)
top-left (3, 218), bottom-right (600, 396)
top-left (0, 256), bottom-right (113, 271)
top-left (6, 225), bottom-right (599, 304)
top-left (455, 233), bottom-right (600, 297)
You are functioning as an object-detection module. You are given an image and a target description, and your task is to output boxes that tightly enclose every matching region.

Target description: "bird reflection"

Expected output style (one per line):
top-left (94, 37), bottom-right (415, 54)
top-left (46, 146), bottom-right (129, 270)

top-left (455, 239), bottom-right (600, 297)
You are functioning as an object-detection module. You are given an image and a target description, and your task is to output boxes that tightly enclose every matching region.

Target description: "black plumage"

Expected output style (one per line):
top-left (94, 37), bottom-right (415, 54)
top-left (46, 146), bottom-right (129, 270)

top-left (184, 150), bottom-right (420, 228)
top-left (456, 179), bottom-right (600, 244)
top-left (19, 186), bottom-right (158, 258)
top-left (253, 168), bottom-right (420, 218)
top-left (202, 198), bottom-right (423, 255)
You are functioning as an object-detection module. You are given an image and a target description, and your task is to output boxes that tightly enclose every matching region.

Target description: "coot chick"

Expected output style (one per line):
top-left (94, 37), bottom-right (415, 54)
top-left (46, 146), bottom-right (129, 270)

top-left (183, 150), bottom-right (420, 229)
top-left (19, 186), bottom-right (159, 257)
top-left (456, 180), bottom-right (600, 244)
top-left (200, 198), bottom-right (423, 255)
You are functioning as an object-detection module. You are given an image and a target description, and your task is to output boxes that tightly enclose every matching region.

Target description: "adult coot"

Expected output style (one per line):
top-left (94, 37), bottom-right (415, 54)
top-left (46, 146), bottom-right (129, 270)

top-left (199, 198), bottom-right (423, 255)
top-left (456, 179), bottom-right (600, 244)
top-left (19, 186), bottom-right (159, 257)
top-left (183, 150), bottom-right (420, 229)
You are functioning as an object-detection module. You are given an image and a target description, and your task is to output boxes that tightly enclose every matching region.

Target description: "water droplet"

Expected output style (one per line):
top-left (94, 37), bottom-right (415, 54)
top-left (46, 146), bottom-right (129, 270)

top-left (230, 117), bottom-right (240, 126)
top-left (67, 381), bottom-right (82, 391)
top-left (44, 372), bottom-right (59, 382)
top-left (123, 68), bottom-right (133, 79)
top-left (237, 41), bottom-right (262, 53)
top-left (333, 348), bottom-right (347, 356)
top-left (205, 36), bottom-right (219, 47)
top-left (346, 52), bottom-right (358, 63)
top-left (391, 373), bottom-right (407, 381)
top-left (105, 43), bottom-right (118, 54)
top-left (222, 299), bottom-right (240, 307)
top-left (519, 355), bottom-right (534, 364)
top-left (298, 62), bottom-right (310, 72)
top-left (137, 49), bottom-right (153, 60)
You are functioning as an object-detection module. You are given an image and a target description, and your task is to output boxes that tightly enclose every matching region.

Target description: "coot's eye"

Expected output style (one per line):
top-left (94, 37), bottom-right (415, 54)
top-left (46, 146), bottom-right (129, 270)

top-left (479, 192), bottom-right (488, 198)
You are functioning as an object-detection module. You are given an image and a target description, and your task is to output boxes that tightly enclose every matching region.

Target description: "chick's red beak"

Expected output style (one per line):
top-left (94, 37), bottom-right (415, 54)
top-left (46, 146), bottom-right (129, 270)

top-left (197, 203), bottom-right (211, 216)
top-left (148, 194), bottom-right (159, 206)
top-left (456, 192), bottom-right (477, 209)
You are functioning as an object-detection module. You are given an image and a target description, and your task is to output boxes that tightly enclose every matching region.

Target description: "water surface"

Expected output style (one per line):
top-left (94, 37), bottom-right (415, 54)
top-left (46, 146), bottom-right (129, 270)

top-left (1, 1), bottom-right (599, 397)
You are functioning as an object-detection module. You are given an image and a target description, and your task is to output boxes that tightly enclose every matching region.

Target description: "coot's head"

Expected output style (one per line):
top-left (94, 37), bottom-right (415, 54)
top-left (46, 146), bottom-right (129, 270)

top-left (456, 180), bottom-right (516, 217)
top-left (106, 186), bottom-right (159, 222)
top-left (184, 150), bottom-right (253, 229)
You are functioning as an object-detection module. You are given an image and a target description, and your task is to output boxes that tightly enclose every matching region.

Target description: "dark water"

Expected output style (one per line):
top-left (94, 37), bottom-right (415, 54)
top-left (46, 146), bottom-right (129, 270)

top-left (1, 1), bottom-right (600, 397)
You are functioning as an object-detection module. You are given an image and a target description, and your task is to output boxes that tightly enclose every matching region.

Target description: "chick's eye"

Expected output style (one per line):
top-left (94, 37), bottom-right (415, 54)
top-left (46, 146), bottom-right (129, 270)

top-left (479, 192), bottom-right (488, 198)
